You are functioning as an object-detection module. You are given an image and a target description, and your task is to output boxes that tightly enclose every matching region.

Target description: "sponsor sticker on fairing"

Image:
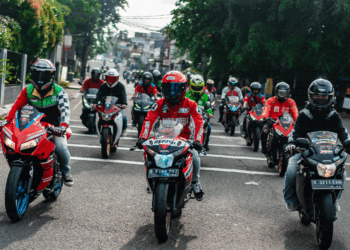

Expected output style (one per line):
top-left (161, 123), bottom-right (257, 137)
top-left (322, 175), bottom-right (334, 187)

top-left (151, 103), bottom-right (158, 111)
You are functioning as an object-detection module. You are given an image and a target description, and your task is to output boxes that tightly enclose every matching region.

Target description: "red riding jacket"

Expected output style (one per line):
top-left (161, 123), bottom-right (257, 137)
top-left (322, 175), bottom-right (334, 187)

top-left (261, 96), bottom-right (298, 121)
top-left (80, 78), bottom-right (104, 92)
top-left (203, 86), bottom-right (216, 94)
top-left (140, 97), bottom-right (204, 143)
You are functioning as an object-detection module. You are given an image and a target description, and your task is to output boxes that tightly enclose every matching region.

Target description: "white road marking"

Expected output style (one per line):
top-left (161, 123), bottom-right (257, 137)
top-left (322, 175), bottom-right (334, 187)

top-left (73, 100), bottom-right (82, 110)
top-left (70, 119), bottom-right (81, 122)
top-left (71, 133), bottom-right (136, 140)
top-left (70, 125), bottom-right (86, 129)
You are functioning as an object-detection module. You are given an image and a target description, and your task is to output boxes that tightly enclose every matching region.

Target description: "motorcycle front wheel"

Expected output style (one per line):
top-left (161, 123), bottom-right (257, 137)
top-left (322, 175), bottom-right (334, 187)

top-left (279, 145), bottom-right (288, 177)
top-left (101, 128), bottom-right (111, 159)
top-left (137, 115), bottom-right (145, 138)
top-left (5, 166), bottom-right (30, 222)
top-left (253, 127), bottom-right (261, 152)
top-left (316, 193), bottom-right (334, 250)
top-left (230, 116), bottom-right (236, 136)
top-left (154, 183), bottom-right (171, 243)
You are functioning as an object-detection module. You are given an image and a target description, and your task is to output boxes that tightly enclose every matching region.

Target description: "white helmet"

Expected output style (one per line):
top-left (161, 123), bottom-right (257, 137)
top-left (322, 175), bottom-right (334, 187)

top-left (106, 69), bottom-right (119, 87)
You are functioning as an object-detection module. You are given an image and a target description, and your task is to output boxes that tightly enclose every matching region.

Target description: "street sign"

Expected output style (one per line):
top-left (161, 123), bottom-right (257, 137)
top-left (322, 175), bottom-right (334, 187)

top-left (163, 60), bottom-right (170, 66)
top-left (64, 35), bottom-right (72, 47)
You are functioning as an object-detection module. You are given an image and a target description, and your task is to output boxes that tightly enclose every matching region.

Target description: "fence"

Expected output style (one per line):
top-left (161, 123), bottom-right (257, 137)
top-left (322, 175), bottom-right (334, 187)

top-left (0, 48), bottom-right (27, 106)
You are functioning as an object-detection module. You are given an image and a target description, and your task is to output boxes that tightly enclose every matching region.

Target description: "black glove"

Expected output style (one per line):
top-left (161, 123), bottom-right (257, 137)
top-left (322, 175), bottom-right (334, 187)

top-left (136, 138), bottom-right (146, 149)
top-left (193, 141), bottom-right (203, 151)
top-left (54, 126), bottom-right (66, 137)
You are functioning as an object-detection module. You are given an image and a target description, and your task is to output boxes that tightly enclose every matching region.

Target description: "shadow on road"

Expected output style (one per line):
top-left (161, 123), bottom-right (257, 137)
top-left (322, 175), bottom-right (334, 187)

top-left (120, 218), bottom-right (197, 250)
top-left (0, 200), bottom-right (58, 249)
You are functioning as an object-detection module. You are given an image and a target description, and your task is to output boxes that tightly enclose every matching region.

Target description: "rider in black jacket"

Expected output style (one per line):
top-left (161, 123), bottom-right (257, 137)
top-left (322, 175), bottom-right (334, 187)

top-left (284, 79), bottom-right (350, 212)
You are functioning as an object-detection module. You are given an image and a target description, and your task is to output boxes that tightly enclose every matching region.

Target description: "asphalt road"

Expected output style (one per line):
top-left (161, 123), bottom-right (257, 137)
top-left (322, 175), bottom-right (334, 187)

top-left (0, 61), bottom-right (350, 249)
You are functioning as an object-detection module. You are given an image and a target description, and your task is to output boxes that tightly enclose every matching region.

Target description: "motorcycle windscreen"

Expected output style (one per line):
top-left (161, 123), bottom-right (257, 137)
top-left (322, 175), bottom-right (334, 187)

top-left (307, 131), bottom-right (338, 161)
top-left (253, 103), bottom-right (263, 116)
top-left (208, 93), bottom-right (214, 102)
top-left (135, 93), bottom-right (152, 106)
top-left (227, 96), bottom-right (239, 105)
top-left (86, 88), bottom-right (99, 99)
top-left (279, 112), bottom-right (293, 130)
top-left (16, 105), bottom-right (42, 131)
top-left (154, 119), bottom-right (183, 139)
top-left (101, 96), bottom-right (118, 111)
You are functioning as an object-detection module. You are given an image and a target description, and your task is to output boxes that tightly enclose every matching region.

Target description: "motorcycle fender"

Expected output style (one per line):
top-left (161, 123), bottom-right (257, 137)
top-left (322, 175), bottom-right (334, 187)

top-left (152, 182), bottom-right (170, 213)
top-left (113, 113), bottom-right (123, 145)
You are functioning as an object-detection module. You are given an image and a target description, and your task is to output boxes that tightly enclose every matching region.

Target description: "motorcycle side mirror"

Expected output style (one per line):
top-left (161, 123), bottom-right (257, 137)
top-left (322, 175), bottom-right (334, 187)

top-left (296, 138), bottom-right (309, 149)
top-left (78, 81), bottom-right (83, 86)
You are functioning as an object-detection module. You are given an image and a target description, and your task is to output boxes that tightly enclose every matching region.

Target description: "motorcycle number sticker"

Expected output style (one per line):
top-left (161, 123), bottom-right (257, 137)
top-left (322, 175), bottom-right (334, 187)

top-left (151, 103), bottom-right (158, 111)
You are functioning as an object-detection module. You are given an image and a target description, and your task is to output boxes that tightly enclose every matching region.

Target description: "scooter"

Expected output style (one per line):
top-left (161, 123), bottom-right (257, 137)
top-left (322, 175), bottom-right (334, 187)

top-left (1, 105), bottom-right (71, 222)
top-left (95, 96), bottom-right (123, 159)
top-left (294, 133), bottom-right (350, 249)
top-left (222, 96), bottom-right (242, 136)
top-left (80, 87), bottom-right (98, 134)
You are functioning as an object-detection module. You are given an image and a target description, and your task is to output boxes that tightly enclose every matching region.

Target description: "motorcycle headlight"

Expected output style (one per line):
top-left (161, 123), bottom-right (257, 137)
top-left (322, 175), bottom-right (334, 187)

top-left (154, 154), bottom-right (174, 169)
top-left (20, 136), bottom-right (42, 151)
top-left (83, 97), bottom-right (91, 109)
top-left (135, 104), bottom-right (140, 109)
top-left (144, 105), bottom-right (151, 109)
top-left (250, 114), bottom-right (257, 121)
top-left (4, 135), bottom-right (15, 150)
top-left (317, 163), bottom-right (336, 178)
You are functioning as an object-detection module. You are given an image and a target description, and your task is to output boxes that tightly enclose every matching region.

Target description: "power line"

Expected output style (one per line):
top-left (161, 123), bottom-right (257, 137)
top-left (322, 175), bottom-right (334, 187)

top-left (120, 14), bottom-right (171, 18)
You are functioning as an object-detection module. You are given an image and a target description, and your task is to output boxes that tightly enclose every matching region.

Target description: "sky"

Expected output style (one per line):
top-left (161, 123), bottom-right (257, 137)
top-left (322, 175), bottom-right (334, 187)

top-left (115, 0), bottom-right (177, 37)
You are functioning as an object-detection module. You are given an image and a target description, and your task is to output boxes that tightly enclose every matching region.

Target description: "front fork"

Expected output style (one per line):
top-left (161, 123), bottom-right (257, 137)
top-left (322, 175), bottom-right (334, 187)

top-left (27, 164), bottom-right (34, 195)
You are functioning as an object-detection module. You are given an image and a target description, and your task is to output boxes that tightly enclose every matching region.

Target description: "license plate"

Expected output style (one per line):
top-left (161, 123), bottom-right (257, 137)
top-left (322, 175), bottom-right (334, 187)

top-left (311, 179), bottom-right (344, 190)
top-left (148, 169), bottom-right (179, 178)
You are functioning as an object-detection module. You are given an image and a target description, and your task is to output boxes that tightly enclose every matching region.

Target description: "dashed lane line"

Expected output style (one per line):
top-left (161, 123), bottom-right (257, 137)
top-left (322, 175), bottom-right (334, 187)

top-left (73, 100), bottom-right (82, 110)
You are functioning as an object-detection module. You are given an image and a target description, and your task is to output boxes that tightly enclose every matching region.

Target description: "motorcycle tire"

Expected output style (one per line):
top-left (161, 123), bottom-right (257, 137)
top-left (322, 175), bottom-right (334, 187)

top-left (43, 171), bottom-right (63, 201)
top-left (253, 127), bottom-right (261, 152)
top-left (101, 128), bottom-right (111, 159)
top-left (154, 183), bottom-right (171, 243)
top-left (279, 145), bottom-right (288, 177)
top-left (5, 166), bottom-right (30, 222)
top-left (230, 116), bottom-right (236, 136)
top-left (316, 193), bottom-right (334, 250)
top-left (138, 115), bottom-right (145, 138)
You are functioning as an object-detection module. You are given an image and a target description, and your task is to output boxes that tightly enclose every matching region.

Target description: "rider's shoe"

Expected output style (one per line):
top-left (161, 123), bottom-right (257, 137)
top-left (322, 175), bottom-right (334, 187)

top-left (146, 187), bottom-right (152, 194)
top-left (286, 202), bottom-right (298, 212)
top-left (204, 145), bottom-right (209, 151)
top-left (261, 147), bottom-right (267, 154)
top-left (62, 172), bottom-right (74, 187)
top-left (336, 202), bottom-right (341, 212)
top-left (241, 131), bottom-right (247, 138)
top-left (192, 181), bottom-right (204, 201)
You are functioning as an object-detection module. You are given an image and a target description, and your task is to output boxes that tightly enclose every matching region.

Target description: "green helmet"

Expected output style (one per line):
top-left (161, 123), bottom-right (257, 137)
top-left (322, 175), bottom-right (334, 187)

top-left (190, 75), bottom-right (205, 96)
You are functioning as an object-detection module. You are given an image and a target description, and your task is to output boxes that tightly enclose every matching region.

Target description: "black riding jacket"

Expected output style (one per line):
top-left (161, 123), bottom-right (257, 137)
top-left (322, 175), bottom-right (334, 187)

top-left (94, 82), bottom-right (127, 106)
top-left (288, 103), bottom-right (349, 144)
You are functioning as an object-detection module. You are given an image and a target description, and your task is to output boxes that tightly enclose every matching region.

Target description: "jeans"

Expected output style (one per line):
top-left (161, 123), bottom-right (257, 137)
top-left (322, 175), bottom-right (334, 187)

top-left (120, 109), bottom-right (127, 131)
top-left (54, 135), bottom-right (71, 173)
top-left (189, 149), bottom-right (200, 182)
top-left (204, 124), bottom-right (211, 148)
top-left (284, 153), bottom-right (347, 204)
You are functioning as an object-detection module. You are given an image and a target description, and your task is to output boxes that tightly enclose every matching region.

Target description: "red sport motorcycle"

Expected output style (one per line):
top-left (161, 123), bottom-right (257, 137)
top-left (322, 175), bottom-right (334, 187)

top-left (222, 96), bottom-right (242, 136)
top-left (244, 103), bottom-right (264, 152)
top-left (265, 112), bottom-right (295, 177)
top-left (141, 120), bottom-right (194, 243)
top-left (1, 105), bottom-right (71, 222)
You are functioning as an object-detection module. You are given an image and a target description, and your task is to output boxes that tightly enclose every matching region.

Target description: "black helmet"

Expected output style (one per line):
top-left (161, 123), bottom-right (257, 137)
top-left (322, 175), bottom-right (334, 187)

top-left (91, 68), bottom-right (101, 82)
top-left (250, 82), bottom-right (262, 97)
top-left (275, 82), bottom-right (290, 102)
top-left (308, 79), bottom-right (334, 111)
top-left (106, 66), bottom-right (110, 71)
top-left (142, 72), bottom-right (153, 87)
top-left (31, 59), bottom-right (56, 97)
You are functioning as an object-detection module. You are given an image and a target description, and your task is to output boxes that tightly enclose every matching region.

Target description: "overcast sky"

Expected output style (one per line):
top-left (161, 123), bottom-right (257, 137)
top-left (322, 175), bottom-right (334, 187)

top-left (116, 0), bottom-right (177, 37)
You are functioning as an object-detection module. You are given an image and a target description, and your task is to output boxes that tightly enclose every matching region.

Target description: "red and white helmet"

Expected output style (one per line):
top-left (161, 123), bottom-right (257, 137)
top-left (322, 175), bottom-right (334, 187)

top-left (162, 71), bottom-right (187, 105)
top-left (106, 69), bottom-right (119, 87)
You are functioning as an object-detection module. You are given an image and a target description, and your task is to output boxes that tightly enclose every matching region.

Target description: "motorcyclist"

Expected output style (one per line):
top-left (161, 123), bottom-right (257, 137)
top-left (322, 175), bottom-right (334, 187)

top-left (80, 68), bottom-right (104, 93)
top-left (4, 59), bottom-right (74, 186)
top-left (218, 77), bottom-right (242, 122)
top-left (284, 79), bottom-right (350, 212)
top-left (203, 79), bottom-right (216, 98)
top-left (185, 75), bottom-right (214, 151)
top-left (92, 69), bottom-right (128, 136)
top-left (153, 69), bottom-right (162, 93)
top-left (137, 71), bottom-right (205, 201)
top-left (241, 82), bottom-right (266, 138)
top-left (260, 82), bottom-right (298, 154)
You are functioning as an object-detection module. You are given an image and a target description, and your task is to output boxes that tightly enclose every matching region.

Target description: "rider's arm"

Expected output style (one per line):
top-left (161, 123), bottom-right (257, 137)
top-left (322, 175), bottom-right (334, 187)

top-left (243, 94), bottom-right (249, 109)
top-left (93, 83), bottom-right (106, 105)
top-left (235, 87), bottom-right (243, 101)
top-left (221, 87), bottom-right (228, 100)
top-left (261, 98), bottom-right (273, 119)
top-left (57, 89), bottom-right (70, 128)
top-left (120, 84), bottom-right (128, 105)
top-left (140, 100), bottom-right (162, 139)
top-left (288, 111), bottom-right (309, 144)
top-left (5, 87), bottom-right (29, 122)
top-left (260, 95), bottom-right (266, 105)
top-left (288, 99), bottom-right (299, 121)
top-left (80, 79), bottom-right (90, 92)
top-left (189, 101), bottom-right (204, 143)
top-left (331, 112), bottom-right (350, 143)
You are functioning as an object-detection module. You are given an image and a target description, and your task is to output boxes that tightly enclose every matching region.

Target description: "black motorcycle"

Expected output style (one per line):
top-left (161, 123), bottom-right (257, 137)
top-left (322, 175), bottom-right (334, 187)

top-left (133, 93), bottom-right (154, 137)
top-left (79, 83), bottom-right (98, 134)
top-left (294, 131), bottom-right (349, 249)
top-left (243, 103), bottom-right (264, 152)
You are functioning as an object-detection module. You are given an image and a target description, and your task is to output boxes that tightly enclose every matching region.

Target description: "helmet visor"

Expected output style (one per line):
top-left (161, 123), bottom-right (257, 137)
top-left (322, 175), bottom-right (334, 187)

top-left (276, 89), bottom-right (290, 98)
top-left (162, 82), bottom-right (185, 99)
top-left (312, 94), bottom-right (331, 106)
top-left (31, 71), bottom-right (52, 86)
top-left (106, 76), bottom-right (118, 84)
top-left (191, 86), bottom-right (204, 92)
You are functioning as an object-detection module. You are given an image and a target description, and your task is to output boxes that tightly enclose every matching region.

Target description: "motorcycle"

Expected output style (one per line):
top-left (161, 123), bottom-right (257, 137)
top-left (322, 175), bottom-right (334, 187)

top-left (222, 96), bottom-right (242, 136)
top-left (243, 103), bottom-right (264, 152)
top-left (1, 105), bottom-right (71, 222)
top-left (294, 132), bottom-right (349, 249)
top-left (126, 74), bottom-right (131, 84)
top-left (80, 88), bottom-right (98, 134)
top-left (95, 96), bottom-right (123, 159)
top-left (199, 102), bottom-right (211, 155)
top-left (208, 93), bottom-right (216, 113)
top-left (133, 93), bottom-right (154, 137)
top-left (265, 112), bottom-right (295, 176)
top-left (141, 121), bottom-right (195, 242)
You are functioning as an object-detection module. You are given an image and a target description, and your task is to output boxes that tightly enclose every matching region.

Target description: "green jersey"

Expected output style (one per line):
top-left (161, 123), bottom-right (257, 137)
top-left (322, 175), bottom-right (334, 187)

top-left (185, 91), bottom-right (213, 114)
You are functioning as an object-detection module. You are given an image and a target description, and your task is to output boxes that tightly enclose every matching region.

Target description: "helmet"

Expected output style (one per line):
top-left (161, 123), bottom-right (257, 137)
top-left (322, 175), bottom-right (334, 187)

top-left (153, 69), bottom-right (161, 81)
top-left (91, 68), bottom-right (101, 82)
top-left (142, 72), bottom-right (153, 87)
top-left (228, 77), bottom-right (238, 89)
top-left (250, 82), bottom-right (262, 97)
top-left (105, 69), bottom-right (119, 87)
top-left (31, 59), bottom-right (56, 97)
top-left (190, 75), bottom-right (205, 96)
top-left (162, 71), bottom-right (187, 105)
top-left (106, 66), bottom-right (110, 70)
top-left (275, 82), bottom-right (290, 102)
top-left (206, 79), bottom-right (214, 90)
top-left (308, 79), bottom-right (334, 111)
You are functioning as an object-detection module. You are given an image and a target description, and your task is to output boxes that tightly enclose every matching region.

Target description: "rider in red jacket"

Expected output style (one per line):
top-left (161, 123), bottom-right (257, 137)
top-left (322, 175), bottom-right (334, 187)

top-left (80, 68), bottom-right (104, 92)
top-left (137, 71), bottom-right (205, 201)
top-left (203, 79), bottom-right (216, 97)
top-left (261, 82), bottom-right (298, 154)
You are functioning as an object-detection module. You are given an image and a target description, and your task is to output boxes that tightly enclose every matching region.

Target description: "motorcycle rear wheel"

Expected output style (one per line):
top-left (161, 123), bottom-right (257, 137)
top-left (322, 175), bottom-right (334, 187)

top-left (253, 127), bottom-right (260, 152)
top-left (101, 128), bottom-right (111, 159)
top-left (154, 183), bottom-right (171, 243)
top-left (316, 193), bottom-right (334, 250)
top-left (5, 166), bottom-right (30, 222)
top-left (230, 116), bottom-right (236, 136)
